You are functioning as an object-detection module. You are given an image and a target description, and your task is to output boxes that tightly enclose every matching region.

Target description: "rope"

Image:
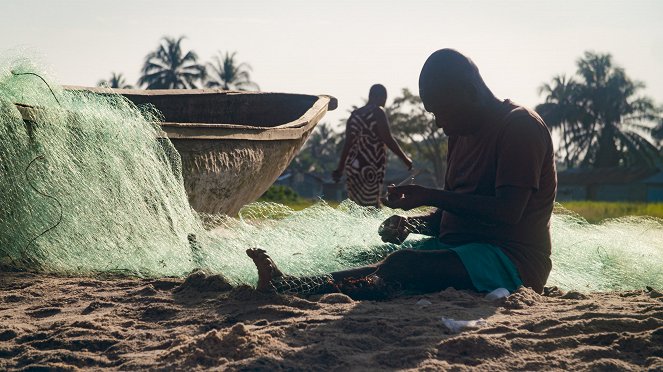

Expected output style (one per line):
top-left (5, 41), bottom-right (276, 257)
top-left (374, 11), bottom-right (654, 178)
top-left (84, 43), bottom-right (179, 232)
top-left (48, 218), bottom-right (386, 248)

top-left (11, 71), bottom-right (61, 105)
top-left (23, 155), bottom-right (63, 258)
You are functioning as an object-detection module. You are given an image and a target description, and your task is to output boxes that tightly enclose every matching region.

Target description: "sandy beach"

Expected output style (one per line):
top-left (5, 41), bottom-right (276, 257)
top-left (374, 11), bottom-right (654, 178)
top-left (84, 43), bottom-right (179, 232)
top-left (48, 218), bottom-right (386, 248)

top-left (1, 270), bottom-right (661, 371)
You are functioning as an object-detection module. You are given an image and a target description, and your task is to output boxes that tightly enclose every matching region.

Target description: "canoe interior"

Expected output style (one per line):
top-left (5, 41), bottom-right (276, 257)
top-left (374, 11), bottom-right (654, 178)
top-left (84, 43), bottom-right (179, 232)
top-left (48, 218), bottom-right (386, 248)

top-left (72, 88), bottom-right (320, 128)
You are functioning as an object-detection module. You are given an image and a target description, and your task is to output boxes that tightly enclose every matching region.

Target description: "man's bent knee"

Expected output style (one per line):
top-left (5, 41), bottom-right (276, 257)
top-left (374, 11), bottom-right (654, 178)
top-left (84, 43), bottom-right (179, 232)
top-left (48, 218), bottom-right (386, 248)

top-left (381, 249), bottom-right (417, 267)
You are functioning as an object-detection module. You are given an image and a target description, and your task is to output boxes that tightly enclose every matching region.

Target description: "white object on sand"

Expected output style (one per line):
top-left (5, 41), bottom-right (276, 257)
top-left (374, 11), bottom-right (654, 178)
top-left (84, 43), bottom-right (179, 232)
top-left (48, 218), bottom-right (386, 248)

top-left (416, 299), bottom-right (432, 306)
top-left (440, 317), bottom-right (487, 333)
top-left (485, 288), bottom-right (510, 301)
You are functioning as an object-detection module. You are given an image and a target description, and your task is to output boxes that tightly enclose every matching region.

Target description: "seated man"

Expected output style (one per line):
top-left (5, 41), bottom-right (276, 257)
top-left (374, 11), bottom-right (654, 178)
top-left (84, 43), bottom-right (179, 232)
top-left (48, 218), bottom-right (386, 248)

top-left (247, 48), bottom-right (556, 296)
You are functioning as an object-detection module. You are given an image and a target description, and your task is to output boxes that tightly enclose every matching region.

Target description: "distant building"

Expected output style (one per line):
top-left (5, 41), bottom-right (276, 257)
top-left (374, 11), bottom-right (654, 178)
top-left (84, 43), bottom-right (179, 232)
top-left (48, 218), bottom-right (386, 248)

top-left (556, 167), bottom-right (663, 202)
top-left (642, 171), bottom-right (663, 201)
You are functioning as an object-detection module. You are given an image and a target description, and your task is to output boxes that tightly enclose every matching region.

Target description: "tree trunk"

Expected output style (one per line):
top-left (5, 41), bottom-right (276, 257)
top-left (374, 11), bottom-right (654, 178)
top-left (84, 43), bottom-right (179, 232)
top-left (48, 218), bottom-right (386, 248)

top-left (594, 124), bottom-right (620, 168)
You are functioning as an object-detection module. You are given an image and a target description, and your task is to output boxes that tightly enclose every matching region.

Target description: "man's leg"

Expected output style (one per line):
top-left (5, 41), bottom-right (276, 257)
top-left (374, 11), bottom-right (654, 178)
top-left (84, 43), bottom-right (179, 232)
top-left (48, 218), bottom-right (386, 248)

top-left (329, 265), bottom-right (378, 282)
top-left (247, 247), bottom-right (474, 295)
top-left (247, 248), bottom-right (378, 294)
top-left (373, 249), bottom-right (475, 292)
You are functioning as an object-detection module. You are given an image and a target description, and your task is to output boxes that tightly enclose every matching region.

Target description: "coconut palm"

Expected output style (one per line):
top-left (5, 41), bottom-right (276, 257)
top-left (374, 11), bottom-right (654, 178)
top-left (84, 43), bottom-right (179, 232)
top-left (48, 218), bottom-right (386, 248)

top-left (204, 51), bottom-right (259, 91)
top-left (97, 72), bottom-right (133, 89)
top-left (654, 120), bottom-right (663, 147)
top-left (138, 36), bottom-right (204, 89)
top-left (287, 122), bottom-right (341, 175)
top-left (536, 51), bottom-right (661, 168)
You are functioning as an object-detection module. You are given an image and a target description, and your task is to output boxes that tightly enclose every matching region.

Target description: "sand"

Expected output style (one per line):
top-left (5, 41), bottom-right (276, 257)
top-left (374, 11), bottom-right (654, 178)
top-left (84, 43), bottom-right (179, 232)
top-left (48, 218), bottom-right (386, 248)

top-left (1, 270), bottom-right (661, 371)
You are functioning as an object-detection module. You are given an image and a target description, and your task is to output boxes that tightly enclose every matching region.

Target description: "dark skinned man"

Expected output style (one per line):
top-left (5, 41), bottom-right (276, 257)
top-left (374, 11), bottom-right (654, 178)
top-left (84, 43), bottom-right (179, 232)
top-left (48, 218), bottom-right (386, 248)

top-left (247, 49), bottom-right (556, 296)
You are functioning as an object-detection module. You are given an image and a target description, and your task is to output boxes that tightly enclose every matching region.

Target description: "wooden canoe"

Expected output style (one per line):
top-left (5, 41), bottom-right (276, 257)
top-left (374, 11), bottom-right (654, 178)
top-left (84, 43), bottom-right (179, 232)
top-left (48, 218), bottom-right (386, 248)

top-left (21, 87), bottom-right (337, 216)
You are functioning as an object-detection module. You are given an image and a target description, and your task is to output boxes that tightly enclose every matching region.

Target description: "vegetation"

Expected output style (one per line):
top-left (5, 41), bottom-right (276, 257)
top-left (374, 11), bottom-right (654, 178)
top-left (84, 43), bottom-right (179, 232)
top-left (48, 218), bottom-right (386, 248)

top-left (138, 36), bottom-right (205, 89)
top-left (263, 197), bottom-right (663, 224)
top-left (205, 51), bottom-right (259, 90)
top-left (97, 72), bottom-right (133, 89)
top-left (266, 197), bottom-right (663, 224)
top-left (387, 88), bottom-right (447, 187)
top-left (100, 36), bottom-right (259, 91)
top-left (287, 122), bottom-right (342, 176)
top-left (537, 51), bottom-right (662, 168)
top-left (559, 201), bottom-right (663, 223)
top-left (259, 185), bottom-right (301, 204)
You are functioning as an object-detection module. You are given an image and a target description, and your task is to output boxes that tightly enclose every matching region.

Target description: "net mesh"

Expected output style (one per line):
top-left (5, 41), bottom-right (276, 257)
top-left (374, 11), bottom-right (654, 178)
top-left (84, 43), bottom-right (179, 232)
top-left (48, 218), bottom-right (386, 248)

top-left (1, 58), bottom-right (661, 292)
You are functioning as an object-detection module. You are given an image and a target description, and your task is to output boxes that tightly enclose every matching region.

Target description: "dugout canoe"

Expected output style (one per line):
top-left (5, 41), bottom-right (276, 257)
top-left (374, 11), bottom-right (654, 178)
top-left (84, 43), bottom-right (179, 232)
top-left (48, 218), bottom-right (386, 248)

top-left (20, 87), bottom-right (337, 216)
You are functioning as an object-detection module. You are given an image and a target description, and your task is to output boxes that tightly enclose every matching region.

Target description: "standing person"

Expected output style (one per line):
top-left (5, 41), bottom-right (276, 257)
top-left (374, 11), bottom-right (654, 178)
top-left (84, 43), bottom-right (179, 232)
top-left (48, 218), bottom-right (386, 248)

top-left (248, 49), bottom-right (556, 296)
top-left (332, 84), bottom-right (412, 207)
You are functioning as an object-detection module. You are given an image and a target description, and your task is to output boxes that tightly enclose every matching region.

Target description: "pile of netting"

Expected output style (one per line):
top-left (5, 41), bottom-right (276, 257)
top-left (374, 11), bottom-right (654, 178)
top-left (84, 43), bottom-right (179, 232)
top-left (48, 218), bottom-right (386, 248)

top-left (0, 59), bottom-right (200, 276)
top-left (1, 58), bottom-right (661, 292)
top-left (0, 58), bottom-right (401, 287)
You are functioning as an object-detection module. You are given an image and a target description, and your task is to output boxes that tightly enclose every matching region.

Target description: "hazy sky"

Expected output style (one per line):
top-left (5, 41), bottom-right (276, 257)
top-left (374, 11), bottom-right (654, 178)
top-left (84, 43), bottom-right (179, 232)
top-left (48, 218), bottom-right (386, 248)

top-left (1, 0), bottom-right (662, 125)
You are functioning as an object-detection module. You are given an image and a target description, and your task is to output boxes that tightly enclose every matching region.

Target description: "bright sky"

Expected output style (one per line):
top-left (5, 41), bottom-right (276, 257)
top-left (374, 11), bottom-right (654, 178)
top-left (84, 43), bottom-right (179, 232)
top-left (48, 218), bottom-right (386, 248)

top-left (2, 0), bottom-right (662, 126)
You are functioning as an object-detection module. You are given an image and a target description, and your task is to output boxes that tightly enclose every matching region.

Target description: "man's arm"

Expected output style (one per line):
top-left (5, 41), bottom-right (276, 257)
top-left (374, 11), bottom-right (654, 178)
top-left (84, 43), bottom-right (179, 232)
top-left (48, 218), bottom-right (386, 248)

top-left (374, 109), bottom-right (413, 169)
top-left (384, 184), bottom-right (532, 226)
top-left (386, 113), bottom-right (549, 225)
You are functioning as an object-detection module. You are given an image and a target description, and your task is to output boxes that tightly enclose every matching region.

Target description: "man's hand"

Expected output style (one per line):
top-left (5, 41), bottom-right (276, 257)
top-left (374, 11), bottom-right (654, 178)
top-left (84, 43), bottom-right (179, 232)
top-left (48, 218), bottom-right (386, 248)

top-left (378, 215), bottom-right (410, 244)
top-left (382, 184), bottom-right (429, 210)
top-left (332, 168), bottom-right (343, 183)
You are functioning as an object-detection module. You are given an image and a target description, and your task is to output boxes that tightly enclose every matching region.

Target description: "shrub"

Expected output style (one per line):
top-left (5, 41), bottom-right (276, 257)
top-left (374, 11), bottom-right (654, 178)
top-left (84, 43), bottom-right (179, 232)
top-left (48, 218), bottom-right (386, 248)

top-left (259, 185), bottom-right (300, 203)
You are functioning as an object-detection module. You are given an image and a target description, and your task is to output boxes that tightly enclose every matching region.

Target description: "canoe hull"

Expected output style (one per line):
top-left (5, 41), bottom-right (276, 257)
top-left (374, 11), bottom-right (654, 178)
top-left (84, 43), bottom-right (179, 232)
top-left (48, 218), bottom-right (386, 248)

top-left (172, 135), bottom-right (311, 216)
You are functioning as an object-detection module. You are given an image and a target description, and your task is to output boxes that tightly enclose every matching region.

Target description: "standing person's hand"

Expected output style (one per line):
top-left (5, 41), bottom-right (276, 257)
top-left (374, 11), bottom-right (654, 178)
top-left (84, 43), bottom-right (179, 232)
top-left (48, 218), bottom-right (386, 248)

top-left (332, 168), bottom-right (343, 183)
top-left (403, 156), bottom-right (413, 170)
top-left (378, 215), bottom-right (410, 244)
top-left (382, 184), bottom-right (428, 210)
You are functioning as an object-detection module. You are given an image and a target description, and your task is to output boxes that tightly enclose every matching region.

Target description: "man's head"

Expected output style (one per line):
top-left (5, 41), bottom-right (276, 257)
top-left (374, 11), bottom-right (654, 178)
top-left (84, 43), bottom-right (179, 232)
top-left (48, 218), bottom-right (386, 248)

top-left (368, 84), bottom-right (388, 107)
top-left (419, 49), bottom-right (495, 135)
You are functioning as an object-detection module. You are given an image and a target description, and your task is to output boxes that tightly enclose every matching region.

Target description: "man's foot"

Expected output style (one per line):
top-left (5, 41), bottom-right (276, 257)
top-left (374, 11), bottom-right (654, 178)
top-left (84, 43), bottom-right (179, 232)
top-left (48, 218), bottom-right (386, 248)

top-left (246, 248), bottom-right (285, 292)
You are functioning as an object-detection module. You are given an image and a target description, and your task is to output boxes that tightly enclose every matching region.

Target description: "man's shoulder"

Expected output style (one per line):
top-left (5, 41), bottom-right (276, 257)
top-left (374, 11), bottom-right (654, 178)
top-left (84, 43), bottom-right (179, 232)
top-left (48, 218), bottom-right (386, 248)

top-left (502, 101), bottom-right (548, 131)
top-left (499, 102), bottom-right (551, 141)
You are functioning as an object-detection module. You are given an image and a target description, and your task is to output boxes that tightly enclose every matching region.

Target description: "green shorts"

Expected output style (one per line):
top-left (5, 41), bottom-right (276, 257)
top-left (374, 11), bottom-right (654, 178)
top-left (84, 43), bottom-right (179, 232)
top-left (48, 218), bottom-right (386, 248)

top-left (402, 238), bottom-right (523, 293)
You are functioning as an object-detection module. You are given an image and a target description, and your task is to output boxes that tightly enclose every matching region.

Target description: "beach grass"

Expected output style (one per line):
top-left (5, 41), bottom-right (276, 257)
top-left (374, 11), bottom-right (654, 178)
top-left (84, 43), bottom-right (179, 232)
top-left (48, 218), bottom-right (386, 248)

top-left (559, 201), bottom-right (663, 223)
top-left (274, 197), bottom-right (663, 224)
top-left (277, 199), bottom-right (340, 211)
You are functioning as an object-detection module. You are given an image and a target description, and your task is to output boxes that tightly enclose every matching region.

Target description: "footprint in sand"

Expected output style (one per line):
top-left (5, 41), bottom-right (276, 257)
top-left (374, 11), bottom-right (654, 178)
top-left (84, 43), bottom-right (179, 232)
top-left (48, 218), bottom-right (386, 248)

top-left (141, 305), bottom-right (179, 321)
top-left (2, 295), bottom-right (24, 303)
top-left (82, 301), bottom-right (114, 315)
top-left (26, 307), bottom-right (61, 318)
top-left (131, 284), bottom-right (159, 297)
top-left (0, 329), bottom-right (18, 341)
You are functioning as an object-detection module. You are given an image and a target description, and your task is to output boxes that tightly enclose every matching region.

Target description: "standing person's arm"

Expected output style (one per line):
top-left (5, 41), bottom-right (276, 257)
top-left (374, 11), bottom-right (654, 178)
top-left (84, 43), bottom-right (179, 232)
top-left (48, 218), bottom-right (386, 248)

top-left (332, 117), bottom-right (356, 182)
top-left (374, 109), bottom-right (413, 169)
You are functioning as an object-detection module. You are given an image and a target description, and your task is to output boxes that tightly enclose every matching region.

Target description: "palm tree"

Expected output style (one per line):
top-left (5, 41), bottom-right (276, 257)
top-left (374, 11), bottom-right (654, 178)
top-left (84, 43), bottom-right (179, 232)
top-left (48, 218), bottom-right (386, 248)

top-left (138, 36), bottom-right (204, 89)
top-left (97, 72), bottom-right (133, 89)
top-left (204, 51), bottom-right (259, 91)
top-left (287, 122), bottom-right (341, 175)
top-left (536, 51), bottom-right (661, 168)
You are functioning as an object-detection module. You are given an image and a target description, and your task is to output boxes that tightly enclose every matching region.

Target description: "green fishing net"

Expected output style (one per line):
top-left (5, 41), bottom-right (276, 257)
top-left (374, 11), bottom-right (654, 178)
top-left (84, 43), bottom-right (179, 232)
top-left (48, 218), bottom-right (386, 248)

top-left (0, 58), bottom-right (661, 292)
top-left (0, 59), bottom-right (199, 277)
